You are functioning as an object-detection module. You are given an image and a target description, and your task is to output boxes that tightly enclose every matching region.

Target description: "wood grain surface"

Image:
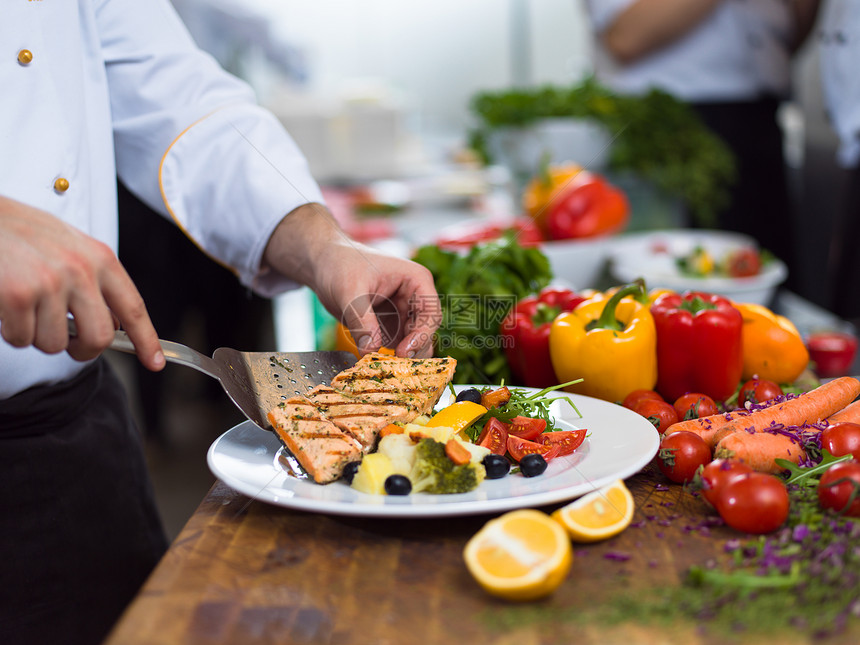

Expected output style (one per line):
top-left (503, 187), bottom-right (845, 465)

top-left (105, 465), bottom-right (858, 645)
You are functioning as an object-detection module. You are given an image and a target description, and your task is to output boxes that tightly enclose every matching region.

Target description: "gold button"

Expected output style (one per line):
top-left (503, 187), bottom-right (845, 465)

top-left (17, 49), bottom-right (33, 65)
top-left (53, 177), bottom-right (70, 193)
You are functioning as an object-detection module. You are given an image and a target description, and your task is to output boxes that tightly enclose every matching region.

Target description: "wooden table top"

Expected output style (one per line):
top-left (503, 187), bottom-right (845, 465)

top-left (105, 465), bottom-right (857, 645)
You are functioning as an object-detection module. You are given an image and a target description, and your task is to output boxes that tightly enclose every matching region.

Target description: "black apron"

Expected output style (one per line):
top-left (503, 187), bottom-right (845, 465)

top-left (0, 359), bottom-right (168, 645)
top-left (691, 96), bottom-right (797, 291)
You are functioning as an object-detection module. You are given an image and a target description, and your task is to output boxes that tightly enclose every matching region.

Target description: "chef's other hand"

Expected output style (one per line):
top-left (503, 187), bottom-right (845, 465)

top-left (263, 203), bottom-right (441, 358)
top-left (0, 196), bottom-right (165, 371)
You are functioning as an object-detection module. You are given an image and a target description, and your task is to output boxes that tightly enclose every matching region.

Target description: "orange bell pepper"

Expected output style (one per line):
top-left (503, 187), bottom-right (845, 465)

top-left (735, 303), bottom-right (809, 384)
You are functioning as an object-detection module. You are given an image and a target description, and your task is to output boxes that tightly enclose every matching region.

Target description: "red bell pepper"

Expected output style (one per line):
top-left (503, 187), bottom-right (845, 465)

top-left (501, 287), bottom-right (587, 388)
top-left (545, 174), bottom-right (629, 240)
top-left (650, 291), bottom-right (744, 402)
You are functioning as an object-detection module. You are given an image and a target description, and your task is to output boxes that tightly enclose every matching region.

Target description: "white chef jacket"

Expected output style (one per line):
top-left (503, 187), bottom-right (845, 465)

top-left (584, 0), bottom-right (795, 102)
top-left (0, 0), bottom-right (324, 399)
top-left (819, 0), bottom-right (860, 168)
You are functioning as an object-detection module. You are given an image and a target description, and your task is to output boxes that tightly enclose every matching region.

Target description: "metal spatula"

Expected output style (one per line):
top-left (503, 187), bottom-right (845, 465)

top-left (68, 320), bottom-right (357, 429)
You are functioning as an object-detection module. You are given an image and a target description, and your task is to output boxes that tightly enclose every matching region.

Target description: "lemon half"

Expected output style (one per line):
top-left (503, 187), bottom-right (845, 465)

top-left (464, 509), bottom-right (572, 601)
top-left (552, 479), bottom-right (634, 543)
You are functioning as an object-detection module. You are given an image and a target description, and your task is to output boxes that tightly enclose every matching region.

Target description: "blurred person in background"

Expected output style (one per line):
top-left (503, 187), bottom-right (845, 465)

top-left (0, 2), bottom-right (439, 644)
top-left (819, 0), bottom-right (860, 320)
top-left (583, 0), bottom-right (821, 287)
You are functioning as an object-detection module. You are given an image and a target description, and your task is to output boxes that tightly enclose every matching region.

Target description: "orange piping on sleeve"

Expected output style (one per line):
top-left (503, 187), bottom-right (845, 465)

top-left (158, 109), bottom-right (239, 276)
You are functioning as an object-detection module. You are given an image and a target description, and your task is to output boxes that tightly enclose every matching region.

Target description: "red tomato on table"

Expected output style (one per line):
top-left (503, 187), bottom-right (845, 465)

top-left (673, 393), bottom-right (718, 420)
top-left (738, 378), bottom-right (783, 407)
top-left (657, 431), bottom-right (711, 484)
top-left (715, 473), bottom-right (790, 534)
top-left (634, 399), bottom-right (679, 434)
top-left (622, 389), bottom-right (663, 410)
top-left (821, 423), bottom-right (860, 459)
top-left (818, 460), bottom-right (860, 516)
top-left (699, 459), bottom-right (753, 507)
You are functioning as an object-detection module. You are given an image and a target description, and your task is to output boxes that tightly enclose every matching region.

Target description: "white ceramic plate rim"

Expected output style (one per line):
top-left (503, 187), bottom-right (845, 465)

top-left (207, 385), bottom-right (660, 518)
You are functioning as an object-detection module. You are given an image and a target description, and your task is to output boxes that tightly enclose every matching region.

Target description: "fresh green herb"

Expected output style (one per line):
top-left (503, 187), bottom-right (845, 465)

top-left (413, 232), bottom-right (552, 385)
top-left (468, 76), bottom-right (736, 226)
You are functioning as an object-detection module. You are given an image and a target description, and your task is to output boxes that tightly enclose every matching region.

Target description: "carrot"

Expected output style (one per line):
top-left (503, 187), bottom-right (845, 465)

top-left (444, 438), bottom-right (472, 465)
top-left (827, 399), bottom-right (860, 426)
top-left (379, 423), bottom-right (404, 438)
top-left (664, 411), bottom-right (749, 448)
top-left (714, 431), bottom-right (806, 474)
top-left (709, 377), bottom-right (860, 448)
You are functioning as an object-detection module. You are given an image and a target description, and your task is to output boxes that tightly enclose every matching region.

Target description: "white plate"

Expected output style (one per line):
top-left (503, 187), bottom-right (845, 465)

top-left (607, 229), bottom-right (787, 305)
top-left (207, 386), bottom-right (660, 518)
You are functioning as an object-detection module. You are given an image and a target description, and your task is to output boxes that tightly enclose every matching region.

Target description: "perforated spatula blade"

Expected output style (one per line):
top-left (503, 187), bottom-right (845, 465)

top-left (68, 319), bottom-right (357, 429)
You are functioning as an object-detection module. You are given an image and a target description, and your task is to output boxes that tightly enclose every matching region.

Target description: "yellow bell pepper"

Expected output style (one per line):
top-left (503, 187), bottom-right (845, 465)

top-left (549, 283), bottom-right (658, 402)
top-left (735, 303), bottom-right (809, 384)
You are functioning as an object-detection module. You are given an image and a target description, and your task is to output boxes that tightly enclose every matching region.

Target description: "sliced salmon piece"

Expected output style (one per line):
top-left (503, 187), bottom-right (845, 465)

top-left (331, 353), bottom-right (456, 416)
top-left (305, 385), bottom-right (414, 452)
top-left (268, 354), bottom-right (458, 484)
top-left (267, 397), bottom-right (362, 484)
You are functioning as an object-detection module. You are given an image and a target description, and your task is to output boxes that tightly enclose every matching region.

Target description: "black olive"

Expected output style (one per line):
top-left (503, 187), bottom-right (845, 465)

top-left (482, 454), bottom-right (511, 479)
top-left (520, 453), bottom-right (548, 478)
top-left (456, 388), bottom-right (483, 404)
top-left (384, 474), bottom-right (412, 495)
top-left (341, 461), bottom-right (361, 484)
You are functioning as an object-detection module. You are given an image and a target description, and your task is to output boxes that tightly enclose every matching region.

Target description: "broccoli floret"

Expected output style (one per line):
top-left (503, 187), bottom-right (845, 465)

top-left (409, 438), bottom-right (485, 494)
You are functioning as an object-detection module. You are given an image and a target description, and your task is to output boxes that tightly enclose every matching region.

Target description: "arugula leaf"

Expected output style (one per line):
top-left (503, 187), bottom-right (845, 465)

top-left (777, 449), bottom-right (852, 486)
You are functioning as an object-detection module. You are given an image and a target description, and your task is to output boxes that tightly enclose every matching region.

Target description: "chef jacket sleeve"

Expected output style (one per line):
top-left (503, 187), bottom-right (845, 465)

top-left (95, 0), bottom-right (323, 296)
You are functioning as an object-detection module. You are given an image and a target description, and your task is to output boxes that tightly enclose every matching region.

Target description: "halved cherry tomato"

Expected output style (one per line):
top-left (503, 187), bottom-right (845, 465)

top-left (673, 393), bottom-right (719, 421)
top-left (536, 429), bottom-right (586, 456)
top-left (622, 389), bottom-right (663, 410)
top-left (506, 435), bottom-right (559, 463)
top-left (634, 399), bottom-right (679, 434)
top-left (739, 378), bottom-right (783, 407)
top-left (508, 416), bottom-right (547, 441)
top-left (476, 418), bottom-right (509, 456)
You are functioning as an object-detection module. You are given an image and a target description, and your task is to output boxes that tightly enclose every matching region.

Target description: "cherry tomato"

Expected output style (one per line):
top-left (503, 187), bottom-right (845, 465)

top-left (818, 460), bottom-right (860, 517)
top-left (698, 459), bottom-right (753, 507)
top-left (738, 378), bottom-right (783, 407)
top-left (476, 418), bottom-right (509, 455)
top-left (622, 389), bottom-right (664, 410)
top-left (634, 399), bottom-right (679, 434)
top-left (506, 435), bottom-right (559, 463)
top-left (821, 423), bottom-right (860, 459)
top-left (536, 429), bottom-right (587, 456)
top-left (657, 431), bottom-right (712, 484)
top-left (673, 393), bottom-right (719, 421)
top-left (507, 416), bottom-right (547, 441)
top-left (715, 472), bottom-right (790, 534)
top-left (725, 248), bottom-right (762, 278)
top-left (806, 331), bottom-right (858, 377)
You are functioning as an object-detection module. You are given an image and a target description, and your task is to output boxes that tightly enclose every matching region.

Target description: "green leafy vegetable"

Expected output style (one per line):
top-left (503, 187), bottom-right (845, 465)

top-left (468, 76), bottom-right (736, 226)
top-left (413, 232), bottom-right (552, 385)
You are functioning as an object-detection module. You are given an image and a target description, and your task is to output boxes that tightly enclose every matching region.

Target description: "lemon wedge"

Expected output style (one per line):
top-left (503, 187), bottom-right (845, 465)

top-left (425, 401), bottom-right (487, 435)
top-left (552, 479), bottom-right (634, 543)
top-left (463, 509), bottom-right (572, 601)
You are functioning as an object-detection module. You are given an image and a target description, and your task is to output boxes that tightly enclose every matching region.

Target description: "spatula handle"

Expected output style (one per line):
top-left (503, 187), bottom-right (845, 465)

top-left (66, 318), bottom-right (221, 379)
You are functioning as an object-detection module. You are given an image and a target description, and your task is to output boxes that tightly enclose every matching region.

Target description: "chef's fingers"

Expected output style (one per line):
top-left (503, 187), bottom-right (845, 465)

top-left (0, 293), bottom-right (37, 348)
top-left (393, 287), bottom-right (441, 359)
top-left (66, 296), bottom-right (120, 363)
top-left (96, 253), bottom-right (164, 371)
top-left (340, 292), bottom-right (386, 355)
top-left (32, 295), bottom-right (74, 355)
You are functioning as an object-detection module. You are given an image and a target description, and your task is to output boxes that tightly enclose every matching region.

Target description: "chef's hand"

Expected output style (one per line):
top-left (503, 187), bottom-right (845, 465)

top-left (0, 195), bottom-right (165, 370)
top-left (263, 203), bottom-right (441, 358)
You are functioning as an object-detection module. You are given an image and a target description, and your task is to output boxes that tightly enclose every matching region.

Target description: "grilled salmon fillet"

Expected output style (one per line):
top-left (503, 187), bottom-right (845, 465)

top-left (268, 353), bottom-right (457, 484)
top-left (267, 398), bottom-right (363, 484)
